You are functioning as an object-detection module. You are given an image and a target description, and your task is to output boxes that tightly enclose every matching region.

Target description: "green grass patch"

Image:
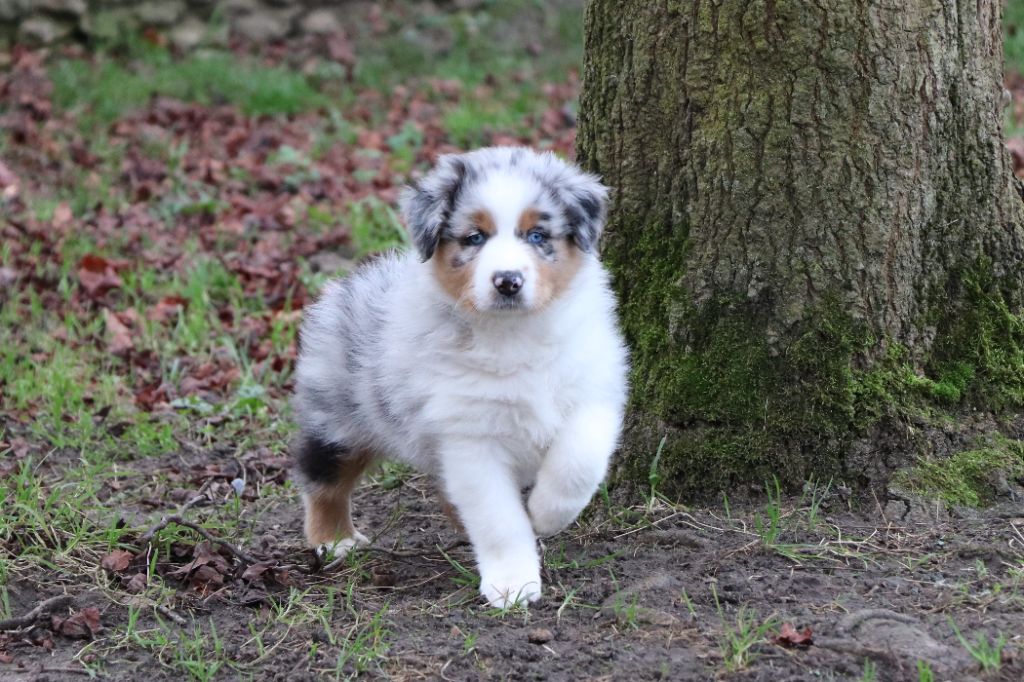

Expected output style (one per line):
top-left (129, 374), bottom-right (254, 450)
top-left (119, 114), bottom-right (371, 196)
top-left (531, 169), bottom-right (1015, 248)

top-left (352, 0), bottom-right (583, 91)
top-left (442, 92), bottom-right (537, 148)
top-left (893, 438), bottom-right (1024, 507)
top-left (348, 196), bottom-right (410, 257)
top-left (50, 50), bottom-right (328, 131)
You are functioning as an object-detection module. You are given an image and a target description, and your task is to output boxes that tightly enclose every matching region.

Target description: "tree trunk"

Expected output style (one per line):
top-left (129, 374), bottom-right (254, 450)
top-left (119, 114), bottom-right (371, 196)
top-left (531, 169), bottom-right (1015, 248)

top-left (577, 0), bottom-right (1024, 499)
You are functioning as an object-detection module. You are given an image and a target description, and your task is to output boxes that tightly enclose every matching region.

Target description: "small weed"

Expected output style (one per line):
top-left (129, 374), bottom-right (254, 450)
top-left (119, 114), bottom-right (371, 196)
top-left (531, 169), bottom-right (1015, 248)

top-left (647, 435), bottom-right (667, 510)
top-left (801, 476), bottom-right (832, 530)
top-left (917, 659), bottom-right (935, 682)
top-left (859, 658), bottom-right (878, 682)
top-left (483, 598), bottom-right (532, 621)
top-left (334, 603), bottom-right (391, 679)
top-left (545, 546), bottom-right (621, 571)
top-left (555, 586), bottom-right (582, 623)
top-left (679, 588), bottom-right (697, 620)
top-left (461, 630), bottom-right (478, 655)
top-left (612, 593), bottom-right (642, 630)
top-left (713, 586), bottom-right (776, 672)
top-left (439, 546), bottom-right (480, 590)
top-left (754, 477), bottom-right (784, 548)
top-left (949, 619), bottom-right (1006, 672)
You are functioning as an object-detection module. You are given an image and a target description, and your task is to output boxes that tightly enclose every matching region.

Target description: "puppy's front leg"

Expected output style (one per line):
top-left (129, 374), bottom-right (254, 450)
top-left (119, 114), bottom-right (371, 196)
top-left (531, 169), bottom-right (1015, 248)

top-left (528, 404), bottom-right (621, 537)
top-left (441, 440), bottom-right (541, 608)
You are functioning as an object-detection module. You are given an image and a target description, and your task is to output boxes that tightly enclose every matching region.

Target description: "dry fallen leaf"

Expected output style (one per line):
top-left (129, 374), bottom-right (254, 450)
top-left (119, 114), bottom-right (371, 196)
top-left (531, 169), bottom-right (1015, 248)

top-left (52, 202), bottom-right (73, 230)
top-left (51, 607), bottom-right (102, 639)
top-left (147, 295), bottom-right (187, 323)
top-left (104, 309), bottom-right (134, 355)
top-left (126, 573), bottom-right (148, 593)
top-left (78, 254), bottom-right (124, 297)
top-left (774, 622), bottom-right (813, 648)
top-left (0, 159), bottom-right (18, 199)
top-left (100, 549), bottom-right (133, 574)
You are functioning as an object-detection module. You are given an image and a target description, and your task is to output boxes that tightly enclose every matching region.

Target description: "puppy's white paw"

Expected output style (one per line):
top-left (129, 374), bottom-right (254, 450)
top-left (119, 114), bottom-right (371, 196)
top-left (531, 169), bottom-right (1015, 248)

top-left (527, 492), bottom-right (581, 538)
top-left (315, 530), bottom-right (369, 561)
top-left (479, 568), bottom-right (542, 608)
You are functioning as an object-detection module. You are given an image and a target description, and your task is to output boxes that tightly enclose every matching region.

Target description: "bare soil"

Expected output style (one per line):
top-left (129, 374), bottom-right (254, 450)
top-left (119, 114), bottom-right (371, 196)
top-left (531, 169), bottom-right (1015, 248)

top-left (3, 444), bottom-right (1023, 681)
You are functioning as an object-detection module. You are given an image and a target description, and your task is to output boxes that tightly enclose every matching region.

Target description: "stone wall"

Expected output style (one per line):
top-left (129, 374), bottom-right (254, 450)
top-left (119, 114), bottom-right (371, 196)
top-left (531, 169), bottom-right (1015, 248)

top-left (0, 0), bottom-right (354, 49)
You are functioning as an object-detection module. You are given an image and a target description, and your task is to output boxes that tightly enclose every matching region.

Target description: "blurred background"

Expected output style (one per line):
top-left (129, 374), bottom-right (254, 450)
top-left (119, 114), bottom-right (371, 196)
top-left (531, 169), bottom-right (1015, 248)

top-left (0, 0), bottom-right (585, 463)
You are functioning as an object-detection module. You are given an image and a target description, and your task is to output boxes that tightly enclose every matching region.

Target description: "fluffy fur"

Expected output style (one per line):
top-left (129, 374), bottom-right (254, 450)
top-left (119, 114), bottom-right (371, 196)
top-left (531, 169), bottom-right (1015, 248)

top-left (292, 147), bottom-right (628, 607)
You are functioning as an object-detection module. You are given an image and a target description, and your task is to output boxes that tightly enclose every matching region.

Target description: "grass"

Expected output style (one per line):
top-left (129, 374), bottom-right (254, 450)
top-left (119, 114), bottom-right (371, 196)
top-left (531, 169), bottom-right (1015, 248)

top-left (50, 49), bottom-right (329, 131)
top-left (949, 619), bottom-right (1008, 673)
top-left (892, 439), bottom-right (1024, 507)
top-left (712, 586), bottom-right (776, 672)
top-left (350, 0), bottom-right (582, 91)
top-left (347, 197), bottom-right (410, 257)
top-left (41, 0), bottom-right (584, 143)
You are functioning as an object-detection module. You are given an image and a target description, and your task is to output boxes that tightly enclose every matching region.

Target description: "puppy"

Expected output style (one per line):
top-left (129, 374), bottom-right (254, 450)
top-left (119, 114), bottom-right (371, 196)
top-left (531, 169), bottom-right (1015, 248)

top-left (292, 147), bottom-right (628, 607)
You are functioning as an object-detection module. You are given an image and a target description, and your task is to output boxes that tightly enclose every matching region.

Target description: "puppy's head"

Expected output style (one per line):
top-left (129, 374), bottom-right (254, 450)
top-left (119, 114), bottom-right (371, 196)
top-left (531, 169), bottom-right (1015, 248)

top-left (401, 147), bottom-right (609, 313)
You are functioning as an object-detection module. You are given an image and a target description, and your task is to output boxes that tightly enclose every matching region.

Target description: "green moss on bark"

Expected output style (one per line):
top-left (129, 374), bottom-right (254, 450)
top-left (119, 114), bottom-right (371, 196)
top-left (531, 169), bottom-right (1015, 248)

top-left (582, 0), bottom-right (1024, 501)
top-left (891, 438), bottom-right (1024, 507)
top-left (613, 255), bottom-right (1024, 499)
top-left (929, 264), bottom-right (1024, 410)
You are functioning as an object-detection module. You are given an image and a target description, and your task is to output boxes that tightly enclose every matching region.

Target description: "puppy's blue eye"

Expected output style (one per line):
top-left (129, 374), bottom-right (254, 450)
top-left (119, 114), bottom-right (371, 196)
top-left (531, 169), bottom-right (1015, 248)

top-left (527, 230), bottom-right (547, 245)
top-left (462, 232), bottom-right (486, 246)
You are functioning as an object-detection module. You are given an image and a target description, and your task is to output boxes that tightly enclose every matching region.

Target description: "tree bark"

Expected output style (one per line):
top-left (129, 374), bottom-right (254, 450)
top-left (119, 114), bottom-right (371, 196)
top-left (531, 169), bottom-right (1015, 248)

top-left (578, 0), bottom-right (1024, 498)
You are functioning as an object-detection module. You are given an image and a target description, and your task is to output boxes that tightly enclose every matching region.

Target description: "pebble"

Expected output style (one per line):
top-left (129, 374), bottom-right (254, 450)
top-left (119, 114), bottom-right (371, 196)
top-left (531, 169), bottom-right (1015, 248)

top-left (527, 627), bottom-right (553, 644)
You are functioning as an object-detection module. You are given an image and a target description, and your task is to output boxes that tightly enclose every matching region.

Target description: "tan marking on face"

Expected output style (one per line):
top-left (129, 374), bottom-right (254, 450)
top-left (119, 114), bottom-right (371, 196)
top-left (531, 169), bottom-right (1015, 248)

top-left (517, 207), bottom-right (542, 236)
top-left (303, 450), bottom-right (376, 547)
top-left (532, 236), bottom-right (583, 309)
top-left (431, 209), bottom-right (494, 311)
top-left (433, 239), bottom-right (476, 310)
top-left (471, 209), bottom-right (497, 237)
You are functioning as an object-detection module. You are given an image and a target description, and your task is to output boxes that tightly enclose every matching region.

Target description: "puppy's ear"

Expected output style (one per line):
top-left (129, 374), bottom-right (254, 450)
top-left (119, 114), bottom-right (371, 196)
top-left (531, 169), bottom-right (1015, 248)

top-left (400, 155), bottom-right (470, 261)
top-left (555, 171), bottom-right (610, 253)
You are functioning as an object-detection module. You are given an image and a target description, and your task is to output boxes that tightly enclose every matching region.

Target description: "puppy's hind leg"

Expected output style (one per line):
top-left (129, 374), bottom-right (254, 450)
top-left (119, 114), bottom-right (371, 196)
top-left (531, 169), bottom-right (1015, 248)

top-left (294, 434), bottom-right (375, 560)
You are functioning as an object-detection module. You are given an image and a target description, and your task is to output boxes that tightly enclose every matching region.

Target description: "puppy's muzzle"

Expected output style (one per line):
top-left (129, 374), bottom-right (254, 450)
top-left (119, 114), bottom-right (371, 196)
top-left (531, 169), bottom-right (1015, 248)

top-left (492, 271), bottom-right (524, 297)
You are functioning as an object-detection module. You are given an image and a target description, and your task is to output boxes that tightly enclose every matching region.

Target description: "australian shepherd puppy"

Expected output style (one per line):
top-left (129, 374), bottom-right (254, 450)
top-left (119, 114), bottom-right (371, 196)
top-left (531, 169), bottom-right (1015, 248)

top-left (292, 147), bottom-right (628, 607)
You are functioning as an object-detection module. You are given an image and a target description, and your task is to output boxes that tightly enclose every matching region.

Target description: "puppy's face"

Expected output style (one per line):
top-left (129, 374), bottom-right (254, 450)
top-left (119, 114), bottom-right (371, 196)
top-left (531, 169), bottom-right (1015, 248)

top-left (402, 148), bottom-right (609, 313)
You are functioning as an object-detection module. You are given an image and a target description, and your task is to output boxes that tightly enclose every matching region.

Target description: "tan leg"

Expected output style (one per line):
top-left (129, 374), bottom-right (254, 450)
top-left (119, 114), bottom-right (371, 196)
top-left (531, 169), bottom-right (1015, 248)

top-left (303, 450), bottom-right (375, 548)
top-left (436, 484), bottom-right (466, 535)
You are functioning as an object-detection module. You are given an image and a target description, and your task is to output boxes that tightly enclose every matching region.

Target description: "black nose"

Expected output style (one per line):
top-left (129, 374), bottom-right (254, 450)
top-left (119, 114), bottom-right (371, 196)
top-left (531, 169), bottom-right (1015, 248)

top-left (492, 271), bottom-right (524, 296)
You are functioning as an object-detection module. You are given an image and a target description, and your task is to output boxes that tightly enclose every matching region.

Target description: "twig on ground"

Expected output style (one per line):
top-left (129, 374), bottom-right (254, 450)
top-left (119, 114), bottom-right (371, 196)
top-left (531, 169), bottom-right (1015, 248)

top-left (1009, 520), bottom-right (1024, 556)
top-left (320, 539), bottom-right (469, 573)
top-left (179, 478), bottom-right (214, 513)
top-left (154, 604), bottom-right (188, 626)
top-left (28, 666), bottom-right (93, 677)
top-left (139, 515), bottom-right (257, 566)
top-left (0, 595), bottom-right (74, 631)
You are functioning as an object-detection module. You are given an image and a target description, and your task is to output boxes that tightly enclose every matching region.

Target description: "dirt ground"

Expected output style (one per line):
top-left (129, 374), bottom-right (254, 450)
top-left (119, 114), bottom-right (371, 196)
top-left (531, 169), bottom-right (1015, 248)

top-left (2, 441), bottom-right (1023, 681)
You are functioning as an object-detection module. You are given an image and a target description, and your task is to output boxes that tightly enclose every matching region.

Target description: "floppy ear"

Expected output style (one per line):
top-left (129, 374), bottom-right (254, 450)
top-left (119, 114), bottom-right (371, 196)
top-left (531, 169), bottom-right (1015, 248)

top-left (555, 171), bottom-right (609, 253)
top-left (400, 155), bottom-right (470, 261)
